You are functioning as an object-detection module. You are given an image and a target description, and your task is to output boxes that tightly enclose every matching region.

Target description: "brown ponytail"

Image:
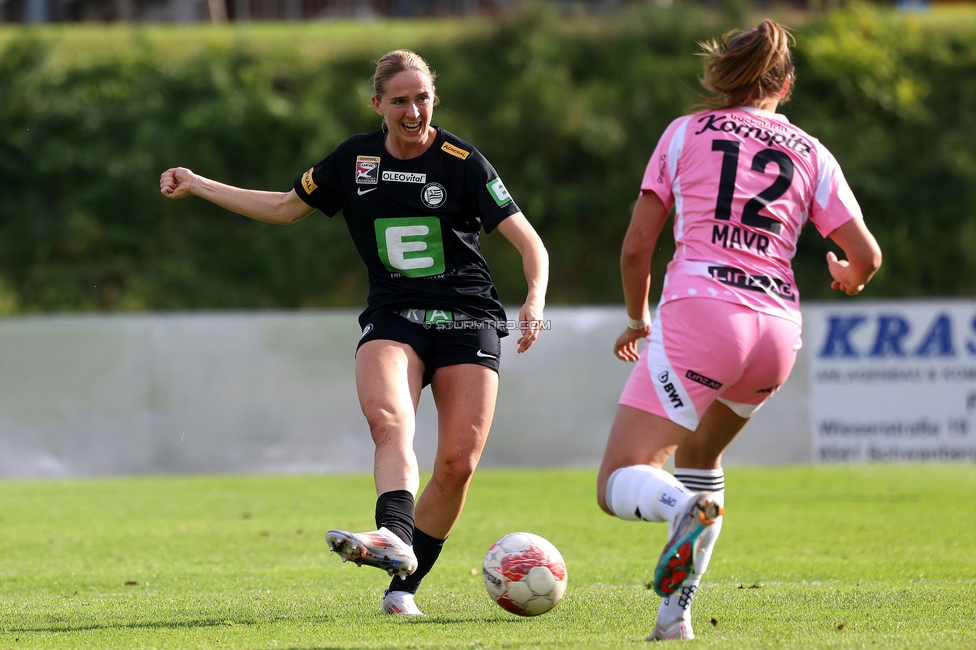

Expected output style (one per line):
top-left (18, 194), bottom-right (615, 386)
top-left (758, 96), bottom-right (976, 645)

top-left (697, 20), bottom-right (795, 110)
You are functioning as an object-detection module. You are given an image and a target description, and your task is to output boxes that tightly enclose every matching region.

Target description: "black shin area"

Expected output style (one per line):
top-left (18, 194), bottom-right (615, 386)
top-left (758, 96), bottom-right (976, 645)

top-left (374, 490), bottom-right (415, 545)
top-left (389, 528), bottom-right (444, 595)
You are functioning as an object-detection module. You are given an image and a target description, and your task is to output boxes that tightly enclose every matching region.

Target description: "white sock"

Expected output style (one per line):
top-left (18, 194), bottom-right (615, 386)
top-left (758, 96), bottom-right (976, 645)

top-left (605, 465), bottom-right (694, 523)
top-left (657, 468), bottom-right (725, 627)
top-left (673, 467), bottom-right (725, 495)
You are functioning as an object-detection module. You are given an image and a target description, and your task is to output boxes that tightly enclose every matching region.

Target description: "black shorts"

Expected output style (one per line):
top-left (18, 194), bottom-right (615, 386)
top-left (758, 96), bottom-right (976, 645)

top-left (356, 310), bottom-right (502, 387)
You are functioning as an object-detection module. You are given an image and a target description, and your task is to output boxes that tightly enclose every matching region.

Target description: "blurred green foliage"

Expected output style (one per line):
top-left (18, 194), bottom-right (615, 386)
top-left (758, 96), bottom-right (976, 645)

top-left (0, 5), bottom-right (974, 314)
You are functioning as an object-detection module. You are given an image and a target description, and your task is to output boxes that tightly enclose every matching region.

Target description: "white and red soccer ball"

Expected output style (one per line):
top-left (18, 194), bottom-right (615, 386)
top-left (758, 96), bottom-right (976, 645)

top-left (482, 532), bottom-right (568, 616)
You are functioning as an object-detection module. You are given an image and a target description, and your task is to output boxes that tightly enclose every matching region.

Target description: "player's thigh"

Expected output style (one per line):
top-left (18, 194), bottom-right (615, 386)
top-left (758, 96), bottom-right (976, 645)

top-left (428, 322), bottom-right (502, 441)
top-left (429, 362), bottom-right (499, 467)
top-left (355, 335), bottom-right (425, 436)
top-left (597, 404), bottom-right (689, 509)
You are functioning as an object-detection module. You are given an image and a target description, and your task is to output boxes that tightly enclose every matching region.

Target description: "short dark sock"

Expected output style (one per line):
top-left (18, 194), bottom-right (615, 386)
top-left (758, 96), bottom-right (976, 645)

top-left (374, 490), bottom-right (415, 545)
top-left (389, 527), bottom-right (444, 595)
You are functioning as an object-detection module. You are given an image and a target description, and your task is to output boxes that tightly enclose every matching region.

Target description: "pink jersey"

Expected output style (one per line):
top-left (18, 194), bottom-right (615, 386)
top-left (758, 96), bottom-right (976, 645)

top-left (641, 107), bottom-right (863, 325)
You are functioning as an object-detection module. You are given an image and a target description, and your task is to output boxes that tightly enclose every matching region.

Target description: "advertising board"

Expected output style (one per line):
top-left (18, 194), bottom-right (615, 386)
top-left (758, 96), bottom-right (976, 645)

top-left (806, 300), bottom-right (976, 462)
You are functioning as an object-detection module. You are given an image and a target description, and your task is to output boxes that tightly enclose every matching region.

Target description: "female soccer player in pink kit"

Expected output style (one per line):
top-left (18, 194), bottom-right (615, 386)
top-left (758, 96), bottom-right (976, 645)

top-left (595, 21), bottom-right (882, 641)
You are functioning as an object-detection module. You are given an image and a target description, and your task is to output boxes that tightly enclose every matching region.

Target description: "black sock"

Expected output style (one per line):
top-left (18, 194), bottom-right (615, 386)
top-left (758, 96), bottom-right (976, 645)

top-left (389, 527), bottom-right (444, 595)
top-left (374, 490), bottom-right (415, 545)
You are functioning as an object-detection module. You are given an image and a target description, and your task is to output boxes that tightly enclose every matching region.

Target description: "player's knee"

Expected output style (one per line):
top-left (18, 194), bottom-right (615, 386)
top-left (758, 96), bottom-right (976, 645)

top-left (595, 485), bottom-right (615, 517)
top-left (596, 494), bottom-right (612, 516)
top-left (432, 454), bottom-right (477, 493)
top-left (364, 408), bottom-right (408, 446)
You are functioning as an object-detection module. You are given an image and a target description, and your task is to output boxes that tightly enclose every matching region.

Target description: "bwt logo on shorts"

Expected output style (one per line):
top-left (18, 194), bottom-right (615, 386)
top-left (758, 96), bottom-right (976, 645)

top-left (656, 371), bottom-right (685, 408)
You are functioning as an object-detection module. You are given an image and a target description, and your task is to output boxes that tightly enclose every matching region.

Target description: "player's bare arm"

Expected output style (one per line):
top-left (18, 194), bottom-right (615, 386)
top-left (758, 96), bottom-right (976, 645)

top-left (615, 191), bottom-right (669, 362)
top-left (159, 167), bottom-right (314, 225)
top-left (826, 218), bottom-right (882, 296)
top-left (497, 212), bottom-right (549, 354)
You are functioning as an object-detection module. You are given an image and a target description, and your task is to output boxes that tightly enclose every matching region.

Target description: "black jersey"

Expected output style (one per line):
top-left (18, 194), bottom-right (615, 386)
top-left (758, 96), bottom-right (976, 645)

top-left (294, 127), bottom-right (519, 330)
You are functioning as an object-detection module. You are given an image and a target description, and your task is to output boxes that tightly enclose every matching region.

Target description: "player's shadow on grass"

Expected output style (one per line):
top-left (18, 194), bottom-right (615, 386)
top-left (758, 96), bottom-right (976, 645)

top-left (377, 616), bottom-right (539, 625)
top-left (9, 613), bottom-right (526, 645)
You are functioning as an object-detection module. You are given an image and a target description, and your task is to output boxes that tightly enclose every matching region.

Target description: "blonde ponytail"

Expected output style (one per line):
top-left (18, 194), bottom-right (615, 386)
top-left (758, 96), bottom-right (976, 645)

top-left (697, 20), bottom-right (795, 110)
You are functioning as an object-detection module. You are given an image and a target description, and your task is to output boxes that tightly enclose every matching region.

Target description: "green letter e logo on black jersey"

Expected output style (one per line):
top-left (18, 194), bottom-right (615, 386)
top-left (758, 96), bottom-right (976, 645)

top-left (375, 217), bottom-right (445, 278)
top-left (487, 178), bottom-right (512, 207)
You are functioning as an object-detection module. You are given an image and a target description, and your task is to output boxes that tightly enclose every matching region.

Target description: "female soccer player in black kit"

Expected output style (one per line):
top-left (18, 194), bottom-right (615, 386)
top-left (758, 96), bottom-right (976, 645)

top-left (160, 50), bottom-right (549, 616)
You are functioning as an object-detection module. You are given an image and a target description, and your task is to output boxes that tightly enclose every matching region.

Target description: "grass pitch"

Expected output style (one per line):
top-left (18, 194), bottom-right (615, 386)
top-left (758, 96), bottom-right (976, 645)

top-left (0, 465), bottom-right (974, 648)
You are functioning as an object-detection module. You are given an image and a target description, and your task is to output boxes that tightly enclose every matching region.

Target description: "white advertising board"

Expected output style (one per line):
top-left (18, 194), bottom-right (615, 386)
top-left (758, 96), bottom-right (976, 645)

top-left (806, 300), bottom-right (976, 462)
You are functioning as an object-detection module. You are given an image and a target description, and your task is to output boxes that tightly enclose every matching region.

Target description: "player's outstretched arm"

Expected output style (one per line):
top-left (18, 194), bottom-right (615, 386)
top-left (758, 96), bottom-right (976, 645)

top-left (614, 191), bottom-right (669, 362)
top-left (497, 213), bottom-right (549, 354)
top-left (159, 167), bottom-right (314, 225)
top-left (826, 218), bottom-right (882, 296)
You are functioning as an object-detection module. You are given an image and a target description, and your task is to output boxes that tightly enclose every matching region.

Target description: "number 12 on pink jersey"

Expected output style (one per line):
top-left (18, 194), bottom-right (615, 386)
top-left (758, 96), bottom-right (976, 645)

top-left (712, 139), bottom-right (794, 235)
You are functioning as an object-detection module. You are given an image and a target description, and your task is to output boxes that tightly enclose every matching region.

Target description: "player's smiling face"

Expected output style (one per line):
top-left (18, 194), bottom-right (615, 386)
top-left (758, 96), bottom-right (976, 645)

top-left (373, 70), bottom-right (436, 158)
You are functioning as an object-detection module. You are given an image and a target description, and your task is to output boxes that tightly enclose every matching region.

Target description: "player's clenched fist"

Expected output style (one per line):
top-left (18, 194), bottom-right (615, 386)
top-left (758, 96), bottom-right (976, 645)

top-left (826, 251), bottom-right (866, 296)
top-left (159, 167), bottom-right (196, 200)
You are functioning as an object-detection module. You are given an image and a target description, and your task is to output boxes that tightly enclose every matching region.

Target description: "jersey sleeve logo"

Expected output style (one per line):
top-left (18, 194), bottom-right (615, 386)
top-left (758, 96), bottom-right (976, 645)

top-left (441, 142), bottom-right (471, 160)
top-left (486, 178), bottom-right (512, 207)
top-left (301, 168), bottom-right (318, 194)
top-left (374, 217), bottom-right (445, 278)
top-left (356, 155), bottom-right (381, 185)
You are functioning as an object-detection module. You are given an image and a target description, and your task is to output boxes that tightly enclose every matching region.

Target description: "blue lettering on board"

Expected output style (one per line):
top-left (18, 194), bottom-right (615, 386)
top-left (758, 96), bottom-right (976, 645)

top-left (869, 315), bottom-right (911, 358)
top-left (914, 314), bottom-right (956, 358)
top-left (818, 315), bottom-right (866, 358)
top-left (819, 309), bottom-right (976, 359)
top-left (969, 315), bottom-right (976, 356)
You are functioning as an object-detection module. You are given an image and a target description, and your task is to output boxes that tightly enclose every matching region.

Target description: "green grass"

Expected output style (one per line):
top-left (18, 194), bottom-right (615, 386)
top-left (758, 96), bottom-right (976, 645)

top-left (0, 465), bottom-right (974, 648)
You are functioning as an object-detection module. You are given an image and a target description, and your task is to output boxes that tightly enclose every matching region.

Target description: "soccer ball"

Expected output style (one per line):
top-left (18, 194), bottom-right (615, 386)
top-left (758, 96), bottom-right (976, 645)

top-left (482, 532), bottom-right (568, 617)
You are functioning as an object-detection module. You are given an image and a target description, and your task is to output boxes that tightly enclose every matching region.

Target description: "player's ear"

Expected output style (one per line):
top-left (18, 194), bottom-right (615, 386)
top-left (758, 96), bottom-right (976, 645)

top-left (779, 75), bottom-right (792, 100)
top-left (370, 95), bottom-right (382, 114)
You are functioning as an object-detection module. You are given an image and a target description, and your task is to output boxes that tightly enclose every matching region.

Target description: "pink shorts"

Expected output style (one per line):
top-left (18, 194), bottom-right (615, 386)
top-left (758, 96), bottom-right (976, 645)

top-left (619, 298), bottom-right (802, 431)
